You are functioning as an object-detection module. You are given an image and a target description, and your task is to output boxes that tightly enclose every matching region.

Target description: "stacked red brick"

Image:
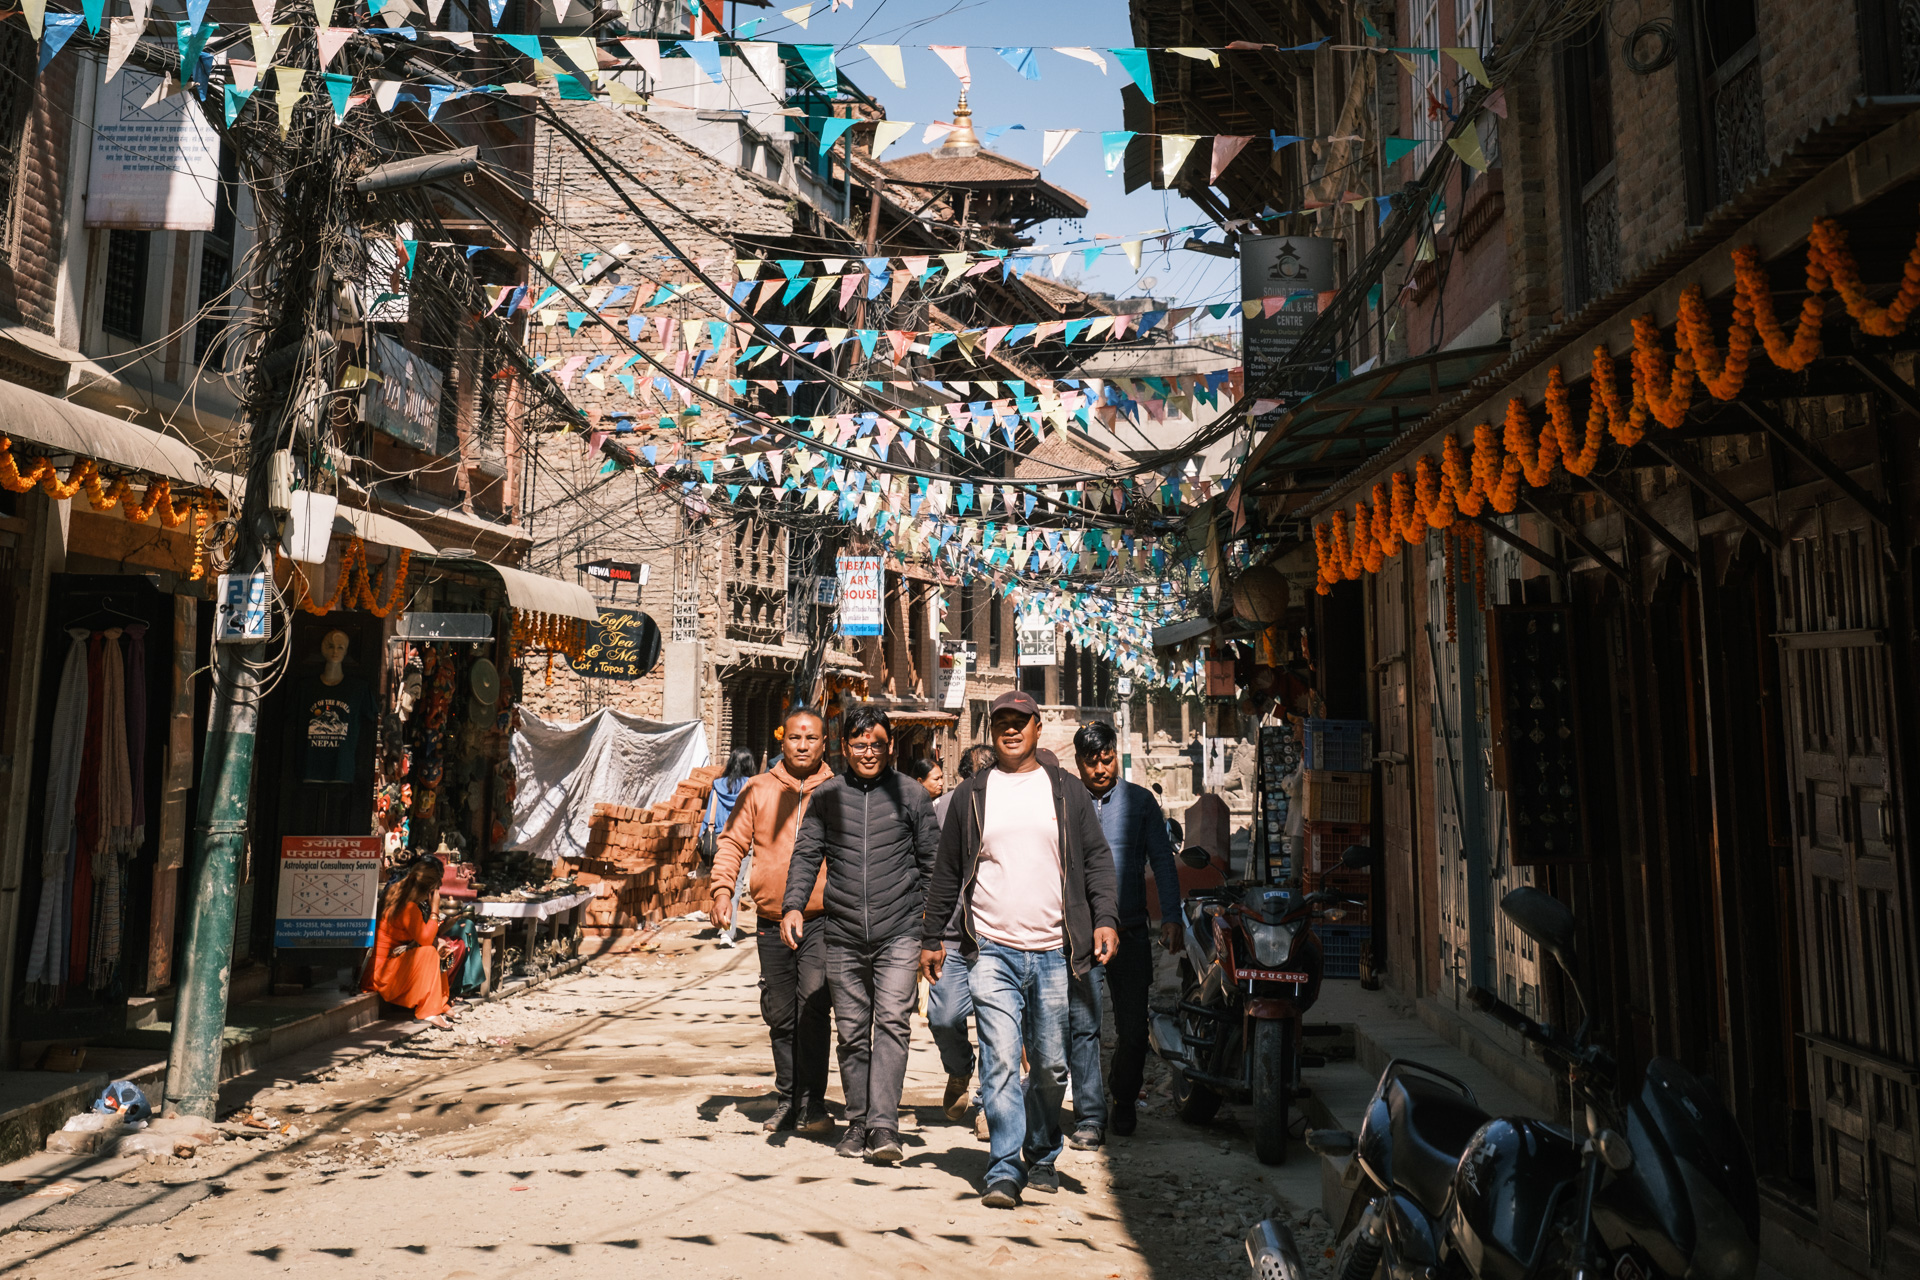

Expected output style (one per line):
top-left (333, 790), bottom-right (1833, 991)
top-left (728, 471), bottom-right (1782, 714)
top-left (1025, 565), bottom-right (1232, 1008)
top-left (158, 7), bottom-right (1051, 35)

top-left (574, 765), bottom-right (724, 951)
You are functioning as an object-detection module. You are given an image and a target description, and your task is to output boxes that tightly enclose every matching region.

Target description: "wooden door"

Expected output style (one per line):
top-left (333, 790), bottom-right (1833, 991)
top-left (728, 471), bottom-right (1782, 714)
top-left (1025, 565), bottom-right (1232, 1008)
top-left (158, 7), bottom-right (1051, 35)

top-left (1426, 531), bottom-right (1546, 1015)
top-left (1776, 507), bottom-right (1919, 1274)
top-left (1428, 544), bottom-right (1483, 1004)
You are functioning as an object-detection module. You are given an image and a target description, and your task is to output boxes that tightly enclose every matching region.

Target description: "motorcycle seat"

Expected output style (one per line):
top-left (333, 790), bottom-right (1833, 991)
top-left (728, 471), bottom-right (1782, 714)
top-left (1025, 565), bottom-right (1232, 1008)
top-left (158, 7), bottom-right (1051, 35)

top-left (1385, 1073), bottom-right (1489, 1218)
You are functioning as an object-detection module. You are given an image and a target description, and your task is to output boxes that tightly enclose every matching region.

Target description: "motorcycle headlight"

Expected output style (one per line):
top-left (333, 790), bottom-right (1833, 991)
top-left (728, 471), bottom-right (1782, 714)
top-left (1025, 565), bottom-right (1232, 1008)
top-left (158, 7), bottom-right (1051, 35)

top-left (1247, 921), bottom-right (1295, 968)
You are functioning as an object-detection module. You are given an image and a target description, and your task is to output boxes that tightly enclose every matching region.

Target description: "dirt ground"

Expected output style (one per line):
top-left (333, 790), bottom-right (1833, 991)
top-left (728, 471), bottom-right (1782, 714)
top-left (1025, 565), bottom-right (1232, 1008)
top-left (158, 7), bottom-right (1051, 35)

top-left (0, 924), bottom-right (1339, 1279)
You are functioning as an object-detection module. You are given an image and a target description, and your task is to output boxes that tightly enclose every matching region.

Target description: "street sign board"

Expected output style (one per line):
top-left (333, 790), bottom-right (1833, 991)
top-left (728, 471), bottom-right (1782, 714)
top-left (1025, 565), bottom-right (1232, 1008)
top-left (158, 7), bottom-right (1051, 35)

top-left (937, 642), bottom-right (969, 709)
top-left (837, 555), bottom-right (884, 636)
top-left (361, 333), bottom-right (446, 450)
top-left (575, 608), bottom-right (662, 681)
top-left (214, 573), bottom-right (271, 643)
top-left (1017, 614), bottom-right (1057, 667)
top-left (1241, 235), bottom-right (1336, 425)
top-left (578, 559), bottom-right (650, 585)
top-left (274, 836), bottom-right (382, 948)
top-left (394, 612), bottom-right (492, 641)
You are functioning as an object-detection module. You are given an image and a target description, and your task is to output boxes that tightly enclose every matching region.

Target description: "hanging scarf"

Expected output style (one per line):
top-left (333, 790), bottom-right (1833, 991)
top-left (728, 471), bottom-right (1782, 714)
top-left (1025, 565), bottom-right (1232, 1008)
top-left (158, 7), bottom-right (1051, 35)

top-left (99, 628), bottom-right (135, 862)
top-left (124, 623), bottom-right (148, 850)
top-left (69, 634), bottom-right (105, 985)
top-left (24, 631), bottom-right (91, 987)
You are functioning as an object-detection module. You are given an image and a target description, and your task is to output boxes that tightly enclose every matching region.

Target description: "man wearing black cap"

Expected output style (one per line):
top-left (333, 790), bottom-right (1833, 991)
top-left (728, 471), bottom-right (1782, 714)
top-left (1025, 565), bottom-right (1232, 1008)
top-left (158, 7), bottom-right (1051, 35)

top-left (920, 691), bottom-right (1119, 1208)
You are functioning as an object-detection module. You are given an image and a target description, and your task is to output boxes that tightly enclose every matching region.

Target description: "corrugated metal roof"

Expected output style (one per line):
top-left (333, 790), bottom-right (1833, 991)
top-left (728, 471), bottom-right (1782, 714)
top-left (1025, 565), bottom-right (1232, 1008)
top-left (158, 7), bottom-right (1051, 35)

top-left (0, 378), bottom-right (210, 487)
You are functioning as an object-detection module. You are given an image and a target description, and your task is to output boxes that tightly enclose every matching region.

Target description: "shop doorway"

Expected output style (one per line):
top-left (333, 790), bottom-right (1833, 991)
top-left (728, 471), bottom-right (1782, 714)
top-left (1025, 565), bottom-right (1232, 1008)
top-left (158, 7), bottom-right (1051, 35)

top-left (12, 574), bottom-right (185, 1045)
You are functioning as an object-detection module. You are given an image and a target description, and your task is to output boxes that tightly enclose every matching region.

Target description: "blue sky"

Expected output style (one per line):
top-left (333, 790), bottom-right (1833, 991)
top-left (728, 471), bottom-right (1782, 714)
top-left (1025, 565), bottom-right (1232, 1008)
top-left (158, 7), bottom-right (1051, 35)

top-left (740, 0), bottom-right (1246, 332)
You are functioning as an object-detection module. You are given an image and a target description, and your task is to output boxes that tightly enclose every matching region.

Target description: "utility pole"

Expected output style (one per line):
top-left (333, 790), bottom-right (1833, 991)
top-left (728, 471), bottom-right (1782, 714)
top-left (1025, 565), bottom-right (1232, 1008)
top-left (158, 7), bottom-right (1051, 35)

top-left (164, 42), bottom-right (342, 1119)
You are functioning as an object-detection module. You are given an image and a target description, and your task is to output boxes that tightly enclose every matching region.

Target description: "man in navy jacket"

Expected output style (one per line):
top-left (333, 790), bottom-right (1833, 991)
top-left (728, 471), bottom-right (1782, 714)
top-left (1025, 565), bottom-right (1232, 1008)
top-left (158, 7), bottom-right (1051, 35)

top-left (1067, 719), bottom-right (1181, 1139)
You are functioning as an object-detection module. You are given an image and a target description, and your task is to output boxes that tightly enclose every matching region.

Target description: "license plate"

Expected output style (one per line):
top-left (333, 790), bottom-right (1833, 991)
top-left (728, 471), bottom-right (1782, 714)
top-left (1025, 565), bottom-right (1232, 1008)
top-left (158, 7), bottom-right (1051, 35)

top-left (1233, 967), bottom-right (1310, 984)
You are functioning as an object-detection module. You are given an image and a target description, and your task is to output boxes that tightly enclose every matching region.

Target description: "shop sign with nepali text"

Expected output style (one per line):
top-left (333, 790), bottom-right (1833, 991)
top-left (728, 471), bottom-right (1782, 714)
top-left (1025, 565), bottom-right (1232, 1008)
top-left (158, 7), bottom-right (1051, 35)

top-left (274, 836), bottom-right (382, 948)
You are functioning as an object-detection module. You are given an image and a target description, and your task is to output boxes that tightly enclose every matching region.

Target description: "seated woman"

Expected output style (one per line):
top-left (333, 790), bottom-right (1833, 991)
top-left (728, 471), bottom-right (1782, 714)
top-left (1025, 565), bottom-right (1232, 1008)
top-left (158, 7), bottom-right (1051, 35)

top-left (369, 856), bottom-right (457, 1029)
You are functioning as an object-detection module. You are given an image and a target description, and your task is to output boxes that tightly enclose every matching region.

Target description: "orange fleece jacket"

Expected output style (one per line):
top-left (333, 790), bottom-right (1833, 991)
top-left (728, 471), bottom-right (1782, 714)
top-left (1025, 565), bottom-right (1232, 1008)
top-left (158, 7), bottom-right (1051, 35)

top-left (710, 760), bottom-right (830, 919)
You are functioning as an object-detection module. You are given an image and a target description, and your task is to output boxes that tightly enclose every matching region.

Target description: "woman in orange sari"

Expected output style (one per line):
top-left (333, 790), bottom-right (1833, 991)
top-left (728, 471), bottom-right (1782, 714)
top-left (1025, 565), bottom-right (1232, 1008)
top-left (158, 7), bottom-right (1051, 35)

top-left (370, 857), bottom-right (456, 1029)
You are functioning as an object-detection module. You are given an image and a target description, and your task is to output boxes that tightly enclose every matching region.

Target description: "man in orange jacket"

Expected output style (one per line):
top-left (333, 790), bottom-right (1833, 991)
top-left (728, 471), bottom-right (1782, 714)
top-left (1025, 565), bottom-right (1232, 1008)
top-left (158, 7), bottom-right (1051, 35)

top-left (711, 707), bottom-right (835, 1135)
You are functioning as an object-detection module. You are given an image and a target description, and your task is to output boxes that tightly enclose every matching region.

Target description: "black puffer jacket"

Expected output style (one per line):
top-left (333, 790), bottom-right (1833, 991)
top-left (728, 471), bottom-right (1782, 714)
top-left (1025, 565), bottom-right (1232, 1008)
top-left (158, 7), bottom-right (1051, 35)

top-left (784, 767), bottom-right (941, 944)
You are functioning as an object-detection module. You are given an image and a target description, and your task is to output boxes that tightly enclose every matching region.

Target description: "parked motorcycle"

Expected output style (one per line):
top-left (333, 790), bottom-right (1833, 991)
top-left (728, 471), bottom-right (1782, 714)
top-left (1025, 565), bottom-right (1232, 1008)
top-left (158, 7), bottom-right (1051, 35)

top-left (1149, 842), bottom-right (1374, 1165)
top-left (1303, 885), bottom-right (1760, 1280)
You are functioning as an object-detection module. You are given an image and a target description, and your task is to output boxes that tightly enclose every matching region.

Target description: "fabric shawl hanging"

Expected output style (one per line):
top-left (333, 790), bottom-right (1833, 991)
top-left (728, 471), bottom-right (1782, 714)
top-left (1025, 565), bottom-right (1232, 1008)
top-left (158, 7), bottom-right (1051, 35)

top-left (91, 627), bottom-right (134, 988)
top-left (24, 630), bottom-right (91, 987)
top-left (68, 634), bottom-right (106, 985)
top-left (124, 623), bottom-right (148, 849)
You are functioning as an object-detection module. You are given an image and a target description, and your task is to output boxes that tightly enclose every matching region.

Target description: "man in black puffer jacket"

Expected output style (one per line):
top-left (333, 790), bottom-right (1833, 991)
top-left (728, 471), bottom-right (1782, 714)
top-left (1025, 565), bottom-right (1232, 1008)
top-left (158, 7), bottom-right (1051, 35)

top-left (783, 705), bottom-right (941, 1164)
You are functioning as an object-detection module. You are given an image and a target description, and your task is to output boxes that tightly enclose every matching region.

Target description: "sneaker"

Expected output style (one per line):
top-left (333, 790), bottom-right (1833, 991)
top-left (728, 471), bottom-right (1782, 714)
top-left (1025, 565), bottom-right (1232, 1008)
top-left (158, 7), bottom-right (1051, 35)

top-left (943, 1074), bottom-right (972, 1120)
top-left (1027, 1165), bottom-right (1059, 1194)
top-left (1110, 1099), bottom-right (1138, 1137)
top-left (795, 1097), bottom-right (834, 1134)
top-left (834, 1123), bottom-right (867, 1158)
top-left (762, 1099), bottom-right (798, 1133)
top-left (981, 1180), bottom-right (1022, 1209)
top-left (865, 1129), bottom-right (903, 1163)
top-left (1067, 1125), bottom-right (1103, 1151)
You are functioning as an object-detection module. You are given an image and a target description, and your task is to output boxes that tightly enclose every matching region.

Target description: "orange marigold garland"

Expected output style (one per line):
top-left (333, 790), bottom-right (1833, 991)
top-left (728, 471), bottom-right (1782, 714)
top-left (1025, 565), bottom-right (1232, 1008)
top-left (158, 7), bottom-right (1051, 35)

top-left (1545, 366), bottom-right (1605, 475)
top-left (1313, 521), bottom-right (1337, 595)
top-left (1809, 215), bottom-right (1920, 337)
top-left (1371, 483), bottom-right (1399, 560)
top-left (1307, 211), bottom-right (1920, 615)
top-left (1390, 470), bottom-right (1419, 546)
top-left (1737, 243), bottom-right (1825, 370)
top-left (1442, 434), bottom-right (1483, 518)
top-left (1675, 281), bottom-right (1754, 401)
top-left (1503, 397), bottom-right (1559, 487)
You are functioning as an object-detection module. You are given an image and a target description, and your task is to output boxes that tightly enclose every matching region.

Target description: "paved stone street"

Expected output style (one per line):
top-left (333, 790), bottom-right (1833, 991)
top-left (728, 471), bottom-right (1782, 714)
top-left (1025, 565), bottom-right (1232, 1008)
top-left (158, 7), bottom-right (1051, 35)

top-left (0, 925), bottom-right (1338, 1280)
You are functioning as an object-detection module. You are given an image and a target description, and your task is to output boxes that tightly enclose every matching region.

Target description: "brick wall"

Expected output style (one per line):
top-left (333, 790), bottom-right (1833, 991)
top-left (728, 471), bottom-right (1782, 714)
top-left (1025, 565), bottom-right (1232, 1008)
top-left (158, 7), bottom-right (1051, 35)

top-left (1755, 0), bottom-right (1863, 164)
top-left (2, 51), bottom-right (76, 333)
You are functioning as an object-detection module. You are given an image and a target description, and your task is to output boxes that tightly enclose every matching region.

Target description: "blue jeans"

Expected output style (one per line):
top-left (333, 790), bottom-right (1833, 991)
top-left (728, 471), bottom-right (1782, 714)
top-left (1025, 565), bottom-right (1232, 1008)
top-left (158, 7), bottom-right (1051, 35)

top-left (1065, 965), bottom-right (1107, 1134)
top-left (970, 940), bottom-right (1069, 1189)
top-left (926, 941), bottom-right (975, 1077)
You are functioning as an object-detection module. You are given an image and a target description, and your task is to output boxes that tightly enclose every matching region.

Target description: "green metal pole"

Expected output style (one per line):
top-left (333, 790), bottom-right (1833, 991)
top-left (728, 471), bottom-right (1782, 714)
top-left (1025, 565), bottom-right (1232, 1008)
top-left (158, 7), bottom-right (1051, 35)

top-left (164, 55), bottom-right (338, 1118)
top-left (163, 645), bottom-right (260, 1117)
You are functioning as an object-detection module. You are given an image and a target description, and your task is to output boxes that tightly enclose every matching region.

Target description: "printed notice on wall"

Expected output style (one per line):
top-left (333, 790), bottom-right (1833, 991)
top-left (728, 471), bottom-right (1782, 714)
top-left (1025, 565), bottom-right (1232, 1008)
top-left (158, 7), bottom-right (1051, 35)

top-left (837, 555), bottom-right (883, 636)
top-left (1017, 614), bottom-right (1058, 667)
top-left (87, 68), bottom-right (221, 230)
top-left (275, 836), bottom-right (382, 948)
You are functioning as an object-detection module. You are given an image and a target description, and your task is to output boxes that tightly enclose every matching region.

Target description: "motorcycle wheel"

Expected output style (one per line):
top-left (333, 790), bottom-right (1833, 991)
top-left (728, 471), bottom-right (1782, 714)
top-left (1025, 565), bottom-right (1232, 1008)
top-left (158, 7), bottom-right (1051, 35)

top-left (1251, 1017), bottom-right (1293, 1165)
top-left (1173, 1064), bottom-right (1222, 1123)
top-left (1171, 958), bottom-right (1222, 1124)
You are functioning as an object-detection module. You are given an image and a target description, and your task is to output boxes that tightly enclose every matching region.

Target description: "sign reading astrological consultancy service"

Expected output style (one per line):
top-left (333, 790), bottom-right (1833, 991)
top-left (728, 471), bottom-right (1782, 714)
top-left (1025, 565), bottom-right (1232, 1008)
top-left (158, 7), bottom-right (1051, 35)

top-left (275, 836), bottom-right (383, 948)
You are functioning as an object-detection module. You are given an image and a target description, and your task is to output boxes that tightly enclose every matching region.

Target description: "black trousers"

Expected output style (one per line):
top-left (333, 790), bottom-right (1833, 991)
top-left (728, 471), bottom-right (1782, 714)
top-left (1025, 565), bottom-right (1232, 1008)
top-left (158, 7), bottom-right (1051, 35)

top-left (757, 921), bottom-right (832, 1106)
top-left (1105, 924), bottom-right (1156, 1108)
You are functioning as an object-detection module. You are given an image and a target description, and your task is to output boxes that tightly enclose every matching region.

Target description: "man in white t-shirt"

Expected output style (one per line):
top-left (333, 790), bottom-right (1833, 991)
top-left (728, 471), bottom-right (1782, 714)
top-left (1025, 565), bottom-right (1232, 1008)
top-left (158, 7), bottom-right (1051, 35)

top-left (919, 691), bottom-right (1119, 1208)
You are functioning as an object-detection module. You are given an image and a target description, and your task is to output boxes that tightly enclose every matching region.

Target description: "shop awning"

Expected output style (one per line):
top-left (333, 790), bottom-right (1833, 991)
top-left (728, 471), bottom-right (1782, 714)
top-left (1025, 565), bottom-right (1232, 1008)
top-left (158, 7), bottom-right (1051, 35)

top-left (431, 558), bottom-right (598, 621)
top-left (335, 506), bottom-right (440, 554)
top-left (0, 378), bottom-right (210, 487)
top-left (1236, 343), bottom-right (1511, 494)
top-left (884, 709), bottom-right (959, 724)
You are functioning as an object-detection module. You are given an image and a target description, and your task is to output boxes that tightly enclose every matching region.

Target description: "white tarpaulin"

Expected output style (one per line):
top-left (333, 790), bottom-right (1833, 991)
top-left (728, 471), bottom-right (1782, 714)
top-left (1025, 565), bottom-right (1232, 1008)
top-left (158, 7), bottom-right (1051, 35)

top-left (508, 708), bottom-right (710, 862)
